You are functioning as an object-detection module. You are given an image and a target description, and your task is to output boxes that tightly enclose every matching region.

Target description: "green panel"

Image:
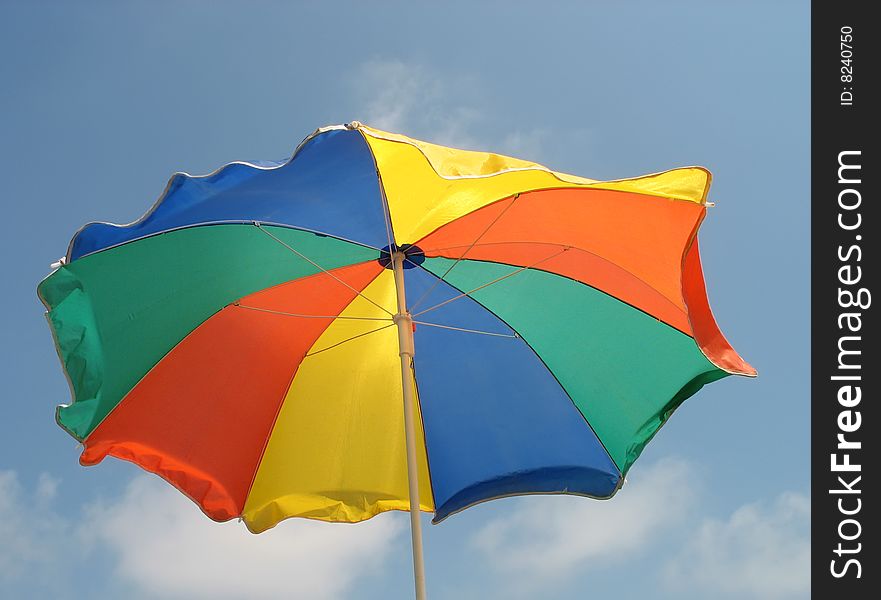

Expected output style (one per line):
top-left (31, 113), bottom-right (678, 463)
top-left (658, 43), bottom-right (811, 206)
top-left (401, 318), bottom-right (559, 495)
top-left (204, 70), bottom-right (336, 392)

top-left (38, 225), bottom-right (376, 441)
top-left (422, 258), bottom-right (726, 473)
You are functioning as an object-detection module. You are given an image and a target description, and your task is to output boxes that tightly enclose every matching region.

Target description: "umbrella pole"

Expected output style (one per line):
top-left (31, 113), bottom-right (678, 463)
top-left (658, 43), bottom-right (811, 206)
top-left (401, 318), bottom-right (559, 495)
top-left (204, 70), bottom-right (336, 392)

top-left (391, 251), bottom-right (428, 600)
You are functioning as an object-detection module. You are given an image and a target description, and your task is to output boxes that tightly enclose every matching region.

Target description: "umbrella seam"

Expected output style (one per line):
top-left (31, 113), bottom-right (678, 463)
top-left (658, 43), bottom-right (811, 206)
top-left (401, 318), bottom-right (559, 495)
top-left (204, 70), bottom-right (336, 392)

top-left (60, 220), bottom-right (382, 264)
top-left (411, 321), bottom-right (518, 339)
top-left (408, 361), bottom-right (439, 516)
top-left (412, 247), bottom-right (571, 317)
top-left (240, 265), bottom-right (387, 524)
top-left (255, 222), bottom-right (394, 316)
top-left (423, 240), bottom-right (691, 332)
top-left (411, 265), bottom-right (625, 477)
top-left (75, 262), bottom-right (381, 445)
top-left (359, 125), bottom-right (711, 204)
top-left (407, 185), bottom-right (709, 271)
top-left (420, 255), bottom-right (703, 346)
top-left (63, 125), bottom-right (350, 262)
top-left (303, 323), bottom-right (396, 357)
top-left (408, 194), bottom-right (520, 313)
top-left (357, 127), bottom-right (398, 251)
top-left (234, 304), bottom-right (391, 321)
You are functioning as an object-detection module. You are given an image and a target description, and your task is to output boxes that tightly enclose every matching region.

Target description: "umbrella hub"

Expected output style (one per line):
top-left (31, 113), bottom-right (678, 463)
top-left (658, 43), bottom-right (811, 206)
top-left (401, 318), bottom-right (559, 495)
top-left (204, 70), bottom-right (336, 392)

top-left (392, 311), bottom-right (415, 358)
top-left (392, 312), bottom-right (413, 324)
top-left (378, 243), bottom-right (425, 270)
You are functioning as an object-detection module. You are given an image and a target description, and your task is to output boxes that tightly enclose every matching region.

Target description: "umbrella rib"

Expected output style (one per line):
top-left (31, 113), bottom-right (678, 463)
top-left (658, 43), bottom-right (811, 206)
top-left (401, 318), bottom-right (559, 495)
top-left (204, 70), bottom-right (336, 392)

top-left (253, 222), bottom-right (394, 316)
top-left (233, 303), bottom-right (392, 322)
top-left (376, 169), bottom-right (397, 250)
top-left (304, 322), bottom-right (396, 357)
top-left (412, 320), bottom-right (519, 339)
top-left (408, 194), bottom-right (519, 313)
top-left (425, 241), bottom-right (690, 321)
top-left (412, 246), bottom-right (571, 317)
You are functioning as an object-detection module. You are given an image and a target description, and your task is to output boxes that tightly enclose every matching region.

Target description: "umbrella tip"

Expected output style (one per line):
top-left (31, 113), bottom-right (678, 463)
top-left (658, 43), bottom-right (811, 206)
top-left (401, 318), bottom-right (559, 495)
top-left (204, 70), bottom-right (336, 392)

top-left (346, 121), bottom-right (362, 130)
top-left (50, 257), bottom-right (66, 270)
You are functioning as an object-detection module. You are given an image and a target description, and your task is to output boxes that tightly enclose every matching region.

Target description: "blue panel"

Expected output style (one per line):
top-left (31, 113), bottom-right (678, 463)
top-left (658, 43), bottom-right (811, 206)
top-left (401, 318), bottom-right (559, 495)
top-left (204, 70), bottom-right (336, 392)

top-left (69, 129), bottom-right (388, 259)
top-left (405, 267), bottom-right (621, 523)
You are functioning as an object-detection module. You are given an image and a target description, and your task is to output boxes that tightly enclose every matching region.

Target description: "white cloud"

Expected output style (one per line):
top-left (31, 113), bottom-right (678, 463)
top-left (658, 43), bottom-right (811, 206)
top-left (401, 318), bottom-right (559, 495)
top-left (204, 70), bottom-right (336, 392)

top-left (1, 470), bottom-right (403, 599)
top-left (35, 472), bottom-right (60, 504)
top-left (498, 127), bottom-right (552, 160)
top-left (468, 458), bottom-right (810, 599)
top-left (83, 475), bottom-right (405, 600)
top-left (0, 470), bottom-right (70, 586)
top-left (1, 464), bottom-right (811, 600)
top-left (350, 58), bottom-right (596, 176)
top-left (662, 492), bottom-right (810, 599)
top-left (355, 58), bottom-right (481, 149)
top-left (471, 458), bottom-right (697, 582)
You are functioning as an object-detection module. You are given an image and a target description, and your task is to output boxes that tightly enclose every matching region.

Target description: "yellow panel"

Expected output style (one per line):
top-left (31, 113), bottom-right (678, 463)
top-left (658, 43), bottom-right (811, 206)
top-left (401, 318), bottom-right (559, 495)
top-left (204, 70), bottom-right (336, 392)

top-left (359, 125), bottom-right (709, 243)
top-left (599, 167), bottom-right (712, 203)
top-left (360, 125), bottom-right (595, 181)
top-left (242, 271), bottom-right (434, 532)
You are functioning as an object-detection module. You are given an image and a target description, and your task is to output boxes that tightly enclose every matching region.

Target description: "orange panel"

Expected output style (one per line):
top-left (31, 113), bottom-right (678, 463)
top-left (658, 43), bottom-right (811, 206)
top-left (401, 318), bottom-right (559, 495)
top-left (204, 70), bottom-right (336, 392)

top-left (80, 261), bottom-right (383, 521)
top-left (417, 188), bottom-right (703, 334)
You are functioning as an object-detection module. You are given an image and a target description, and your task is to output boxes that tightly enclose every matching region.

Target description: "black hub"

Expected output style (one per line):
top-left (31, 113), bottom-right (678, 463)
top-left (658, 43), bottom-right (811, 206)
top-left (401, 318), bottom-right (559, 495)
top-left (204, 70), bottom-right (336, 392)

top-left (378, 244), bottom-right (426, 270)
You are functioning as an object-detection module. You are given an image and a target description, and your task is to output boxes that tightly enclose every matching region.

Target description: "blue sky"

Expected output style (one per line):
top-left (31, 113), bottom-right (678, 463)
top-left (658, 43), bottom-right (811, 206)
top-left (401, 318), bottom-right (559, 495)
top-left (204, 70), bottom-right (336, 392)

top-left (1, 2), bottom-right (809, 598)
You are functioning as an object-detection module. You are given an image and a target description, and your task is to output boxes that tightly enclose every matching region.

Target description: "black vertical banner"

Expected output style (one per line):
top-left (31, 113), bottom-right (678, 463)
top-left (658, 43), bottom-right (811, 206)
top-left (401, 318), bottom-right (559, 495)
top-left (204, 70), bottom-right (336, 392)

top-left (812, 2), bottom-right (878, 596)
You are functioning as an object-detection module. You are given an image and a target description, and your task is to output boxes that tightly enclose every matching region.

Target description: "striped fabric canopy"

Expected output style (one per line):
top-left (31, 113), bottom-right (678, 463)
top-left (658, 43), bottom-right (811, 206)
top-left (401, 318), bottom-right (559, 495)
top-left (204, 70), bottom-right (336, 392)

top-left (39, 123), bottom-right (754, 533)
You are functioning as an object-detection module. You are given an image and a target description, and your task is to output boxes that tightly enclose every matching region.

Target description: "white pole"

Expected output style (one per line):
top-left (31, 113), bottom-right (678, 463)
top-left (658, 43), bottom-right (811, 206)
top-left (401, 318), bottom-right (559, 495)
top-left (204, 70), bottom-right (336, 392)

top-left (391, 250), bottom-right (428, 600)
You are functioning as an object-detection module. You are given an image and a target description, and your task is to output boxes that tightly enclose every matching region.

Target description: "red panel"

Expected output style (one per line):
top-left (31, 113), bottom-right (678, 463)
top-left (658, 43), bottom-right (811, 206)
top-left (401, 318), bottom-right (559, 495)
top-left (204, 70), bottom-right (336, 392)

top-left (80, 261), bottom-right (383, 521)
top-left (682, 238), bottom-right (757, 375)
top-left (417, 188), bottom-right (703, 335)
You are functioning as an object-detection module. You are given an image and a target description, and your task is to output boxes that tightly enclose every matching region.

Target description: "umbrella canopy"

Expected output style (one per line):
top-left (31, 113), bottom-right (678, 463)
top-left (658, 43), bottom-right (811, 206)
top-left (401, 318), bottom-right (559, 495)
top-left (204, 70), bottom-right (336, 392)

top-left (39, 122), bottom-right (754, 537)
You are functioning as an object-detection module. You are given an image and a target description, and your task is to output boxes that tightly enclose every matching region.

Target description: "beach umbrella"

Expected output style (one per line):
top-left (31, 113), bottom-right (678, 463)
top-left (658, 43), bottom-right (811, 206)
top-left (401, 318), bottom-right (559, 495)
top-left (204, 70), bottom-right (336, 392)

top-left (39, 122), bottom-right (755, 599)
